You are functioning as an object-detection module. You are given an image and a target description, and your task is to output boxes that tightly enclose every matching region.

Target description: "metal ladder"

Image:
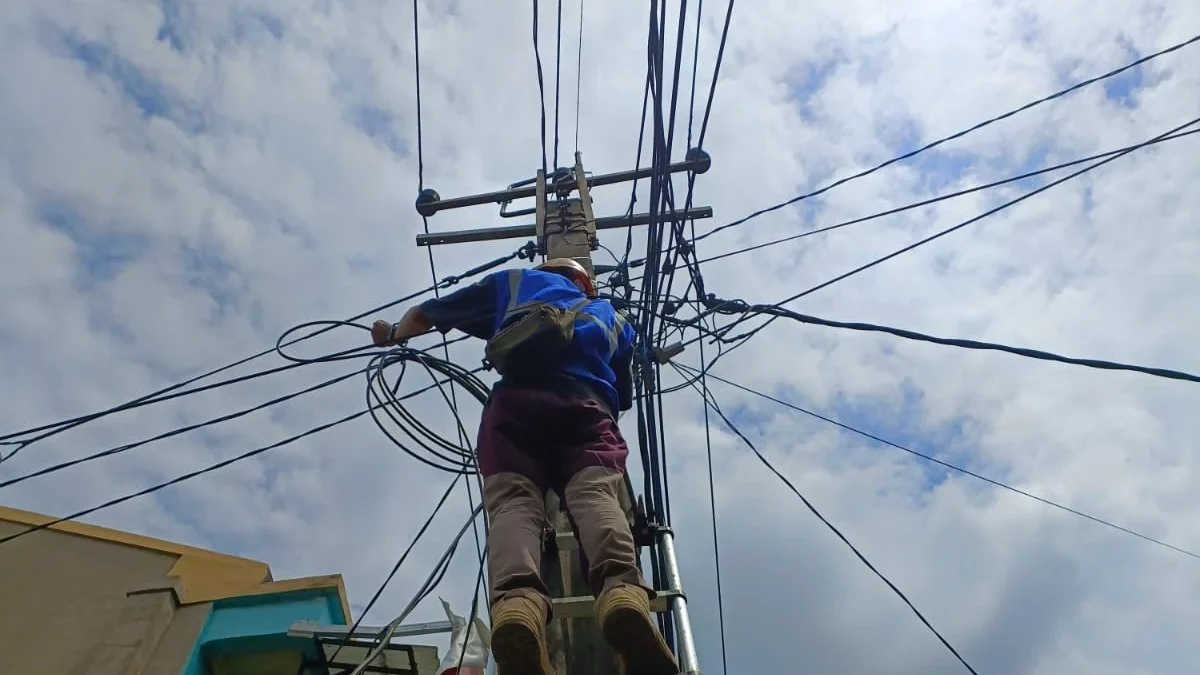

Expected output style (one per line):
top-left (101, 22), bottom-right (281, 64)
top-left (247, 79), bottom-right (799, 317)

top-left (543, 518), bottom-right (700, 674)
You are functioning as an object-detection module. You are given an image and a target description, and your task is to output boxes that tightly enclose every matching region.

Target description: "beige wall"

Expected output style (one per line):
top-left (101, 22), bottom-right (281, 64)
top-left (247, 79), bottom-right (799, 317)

top-left (0, 522), bottom-right (207, 675)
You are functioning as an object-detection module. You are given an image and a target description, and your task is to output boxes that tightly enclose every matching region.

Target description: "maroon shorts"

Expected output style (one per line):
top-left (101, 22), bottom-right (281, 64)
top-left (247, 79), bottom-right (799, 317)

top-left (476, 383), bottom-right (629, 495)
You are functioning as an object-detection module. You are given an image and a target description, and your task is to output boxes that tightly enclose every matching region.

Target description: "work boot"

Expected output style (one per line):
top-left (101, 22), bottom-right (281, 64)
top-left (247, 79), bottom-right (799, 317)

top-left (490, 595), bottom-right (554, 675)
top-left (596, 584), bottom-right (679, 675)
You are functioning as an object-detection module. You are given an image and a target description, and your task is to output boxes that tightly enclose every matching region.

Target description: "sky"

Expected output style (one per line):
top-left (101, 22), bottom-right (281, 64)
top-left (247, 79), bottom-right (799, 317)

top-left (1, 1), bottom-right (1199, 674)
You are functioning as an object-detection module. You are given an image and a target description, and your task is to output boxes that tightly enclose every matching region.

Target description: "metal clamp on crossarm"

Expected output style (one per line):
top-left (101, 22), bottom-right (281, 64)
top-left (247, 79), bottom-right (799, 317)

top-left (652, 342), bottom-right (686, 364)
top-left (702, 293), bottom-right (750, 314)
top-left (413, 147), bottom-right (711, 218)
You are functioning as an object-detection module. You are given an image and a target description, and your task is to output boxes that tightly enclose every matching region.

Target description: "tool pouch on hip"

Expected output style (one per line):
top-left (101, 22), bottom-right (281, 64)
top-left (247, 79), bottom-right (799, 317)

top-left (486, 298), bottom-right (590, 378)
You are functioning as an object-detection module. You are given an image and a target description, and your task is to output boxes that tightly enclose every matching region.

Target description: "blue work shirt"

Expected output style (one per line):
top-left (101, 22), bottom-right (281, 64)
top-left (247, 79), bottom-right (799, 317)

top-left (417, 268), bottom-right (636, 413)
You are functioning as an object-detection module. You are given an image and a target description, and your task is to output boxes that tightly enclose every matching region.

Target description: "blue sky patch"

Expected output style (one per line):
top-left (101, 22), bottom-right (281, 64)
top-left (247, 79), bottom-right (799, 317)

top-left (58, 28), bottom-right (206, 132)
top-left (350, 105), bottom-right (408, 156)
top-left (789, 52), bottom-right (843, 123)
top-left (181, 240), bottom-right (244, 317)
top-left (64, 37), bottom-right (169, 119)
top-left (822, 382), bottom-right (978, 494)
top-left (1103, 42), bottom-right (1145, 109)
top-left (37, 200), bottom-right (148, 285)
top-left (156, 0), bottom-right (187, 52)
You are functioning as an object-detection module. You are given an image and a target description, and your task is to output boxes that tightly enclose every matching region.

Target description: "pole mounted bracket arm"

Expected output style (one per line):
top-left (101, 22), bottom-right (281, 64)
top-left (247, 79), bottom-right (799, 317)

top-left (413, 147), bottom-right (711, 218)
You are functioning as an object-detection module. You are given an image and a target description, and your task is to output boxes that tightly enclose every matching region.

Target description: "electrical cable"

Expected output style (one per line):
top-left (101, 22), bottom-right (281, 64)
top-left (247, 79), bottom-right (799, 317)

top-left (532, 0), bottom-right (550, 177)
top-left (698, 32), bottom-right (1200, 241)
top-left (0, 364), bottom-right (363, 491)
top-left (680, 371), bottom-right (980, 675)
top-left (696, 0), bottom-right (734, 148)
top-left (0, 248), bottom-right (527, 455)
top-left (710, 116), bottom-right (1200, 349)
top-left (695, 315), bottom-right (730, 675)
top-left (326, 473), bottom-right (464, 664)
top-left (346, 501), bottom-right (485, 675)
top-left (365, 347), bottom-right (490, 474)
top-left (681, 363), bottom-right (1200, 561)
top-left (0, 356), bottom-right (485, 548)
top-left (670, 127), bottom-right (1200, 268)
top-left (574, 0), bottom-right (584, 153)
top-left (554, 0), bottom-right (563, 171)
top-left (409, 0), bottom-right (488, 589)
top-left (710, 303), bottom-right (1200, 385)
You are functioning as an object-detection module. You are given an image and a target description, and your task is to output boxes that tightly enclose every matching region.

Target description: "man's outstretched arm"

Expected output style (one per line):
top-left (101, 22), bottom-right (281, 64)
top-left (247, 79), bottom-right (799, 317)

top-left (371, 306), bottom-right (434, 346)
top-left (371, 271), bottom-right (503, 347)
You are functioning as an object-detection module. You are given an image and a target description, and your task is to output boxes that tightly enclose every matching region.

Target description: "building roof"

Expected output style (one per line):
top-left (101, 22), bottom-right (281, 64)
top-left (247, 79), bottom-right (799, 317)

top-left (0, 505), bottom-right (352, 622)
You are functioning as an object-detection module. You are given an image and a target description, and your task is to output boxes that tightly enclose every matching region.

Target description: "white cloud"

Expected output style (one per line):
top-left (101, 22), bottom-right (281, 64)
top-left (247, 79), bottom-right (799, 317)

top-left (2, 1), bottom-right (1199, 673)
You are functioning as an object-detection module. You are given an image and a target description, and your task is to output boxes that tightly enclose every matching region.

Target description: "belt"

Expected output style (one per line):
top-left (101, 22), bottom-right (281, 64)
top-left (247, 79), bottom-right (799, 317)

top-left (495, 373), bottom-right (615, 420)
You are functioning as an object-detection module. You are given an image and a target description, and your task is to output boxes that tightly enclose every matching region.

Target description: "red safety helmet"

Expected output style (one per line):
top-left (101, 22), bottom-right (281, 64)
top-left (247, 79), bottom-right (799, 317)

top-left (535, 257), bottom-right (596, 296)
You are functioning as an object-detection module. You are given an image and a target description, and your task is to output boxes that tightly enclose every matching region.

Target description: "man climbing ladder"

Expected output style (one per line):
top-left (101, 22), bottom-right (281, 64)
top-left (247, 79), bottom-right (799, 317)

top-left (372, 258), bottom-right (680, 675)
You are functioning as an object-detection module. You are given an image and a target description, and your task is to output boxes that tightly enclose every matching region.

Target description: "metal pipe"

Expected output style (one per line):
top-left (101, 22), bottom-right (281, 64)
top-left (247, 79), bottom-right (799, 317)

top-left (659, 528), bottom-right (700, 674)
top-left (287, 619), bottom-right (453, 640)
top-left (415, 206), bottom-right (713, 247)
top-left (416, 148), bottom-right (711, 216)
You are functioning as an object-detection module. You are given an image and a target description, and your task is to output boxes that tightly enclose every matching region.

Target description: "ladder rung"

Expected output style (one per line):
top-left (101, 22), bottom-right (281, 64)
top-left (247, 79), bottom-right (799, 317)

top-left (551, 590), bottom-right (681, 619)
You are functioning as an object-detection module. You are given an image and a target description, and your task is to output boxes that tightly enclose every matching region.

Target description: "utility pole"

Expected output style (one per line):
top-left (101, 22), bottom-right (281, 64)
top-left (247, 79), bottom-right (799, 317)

top-left (413, 148), bottom-right (710, 675)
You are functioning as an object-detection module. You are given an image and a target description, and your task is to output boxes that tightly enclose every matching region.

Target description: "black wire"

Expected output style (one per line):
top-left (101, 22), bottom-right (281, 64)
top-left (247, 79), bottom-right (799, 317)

top-left (0, 403), bottom-right (368, 548)
top-left (710, 114), bottom-right (1200, 343)
top-left (691, 127), bottom-right (1200, 267)
top-left (0, 359), bottom-right (484, 548)
top-left (0, 364), bottom-right (364, 491)
top-left (720, 304), bottom-right (1200, 385)
top-left (684, 374), bottom-right (980, 675)
top-left (553, 0), bottom-right (563, 171)
top-left (411, 0), bottom-right (426, 191)
top-left (683, 364), bottom-right (1200, 562)
top-left (696, 0), bottom-right (734, 148)
top-left (326, 474), bottom-right (464, 664)
top-left (365, 349), bottom-right (490, 474)
top-left (449, 505), bottom-right (490, 675)
top-left (695, 315), bottom-right (729, 674)
top-left (532, 0), bottom-right (549, 177)
top-left (699, 32), bottom-right (1200, 241)
top-left (347, 502), bottom-right (485, 673)
top-left (409, 0), bottom-right (487, 588)
top-left (686, 0), bottom-right (702, 148)
top-left (0, 249), bottom-right (526, 454)
top-left (574, 0), bottom-right (585, 153)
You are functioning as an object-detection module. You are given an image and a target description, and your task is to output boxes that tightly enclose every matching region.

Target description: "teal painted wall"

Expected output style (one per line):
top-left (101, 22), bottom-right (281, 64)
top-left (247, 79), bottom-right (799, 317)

top-left (179, 588), bottom-right (347, 675)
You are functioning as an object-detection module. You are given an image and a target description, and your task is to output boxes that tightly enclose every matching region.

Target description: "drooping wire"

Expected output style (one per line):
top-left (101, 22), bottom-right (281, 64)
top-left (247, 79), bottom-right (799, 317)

top-left (553, 0), bottom-right (563, 171)
top-left (0, 248), bottom-right (527, 456)
top-left (532, 0), bottom-right (549, 177)
top-left (617, 126), bottom-right (1200, 295)
top-left (709, 303), bottom-right (1200, 385)
top-left (0, 361), bottom-right (363, 491)
top-left (696, 323), bottom-right (729, 674)
top-left (710, 116), bottom-right (1200, 349)
top-left (345, 501), bottom-right (485, 675)
top-left (682, 364), bottom-right (1200, 562)
top-left (696, 0), bottom-right (734, 148)
top-left (410, 0), bottom-right (487, 589)
top-left (326, 473), bottom-right (464, 664)
top-left (574, 0), bottom-right (585, 153)
top-left (688, 127), bottom-right (1200, 267)
top-left (699, 32), bottom-right (1200, 241)
top-left (681, 372), bottom-right (980, 675)
top-left (0, 404), bottom-right (371, 548)
top-left (0, 347), bottom-right (488, 548)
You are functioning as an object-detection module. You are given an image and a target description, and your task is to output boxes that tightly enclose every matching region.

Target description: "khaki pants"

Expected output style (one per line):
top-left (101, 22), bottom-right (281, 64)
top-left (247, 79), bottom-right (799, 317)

top-left (475, 384), bottom-right (654, 612)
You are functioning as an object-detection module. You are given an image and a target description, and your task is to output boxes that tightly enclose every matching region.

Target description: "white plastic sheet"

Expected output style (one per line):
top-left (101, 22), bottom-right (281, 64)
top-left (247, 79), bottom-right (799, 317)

top-left (436, 597), bottom-right (490, 675)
